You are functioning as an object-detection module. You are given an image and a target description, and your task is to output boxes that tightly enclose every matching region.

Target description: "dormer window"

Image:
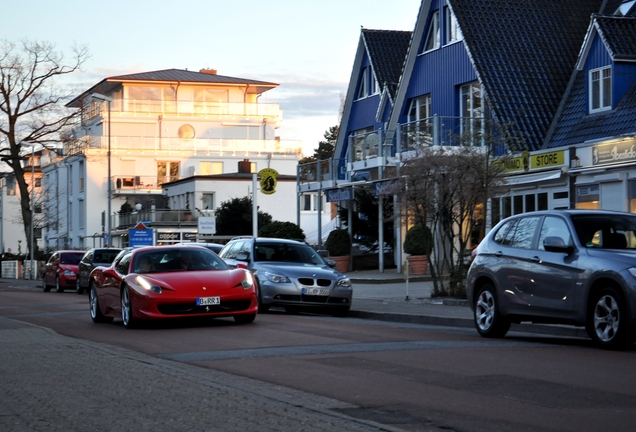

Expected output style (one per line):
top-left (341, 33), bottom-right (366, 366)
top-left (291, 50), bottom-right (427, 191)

top-left (371, 73), bottom-right (379, 95)
top-left (355, 67), bottom-right (379, 99)
top-left (445, 7), bottom-right (462, 44)
top-left (423, 11), bottom-right (440, 52)
top-left (589, 66), bottom-right (612, 113)
top-left (356, 67), bottom-right (368, 99)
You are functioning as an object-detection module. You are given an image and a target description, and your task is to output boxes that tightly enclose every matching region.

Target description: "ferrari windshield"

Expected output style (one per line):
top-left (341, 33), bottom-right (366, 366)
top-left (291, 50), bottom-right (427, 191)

top-left (133, 247), bottom-right (230, 273)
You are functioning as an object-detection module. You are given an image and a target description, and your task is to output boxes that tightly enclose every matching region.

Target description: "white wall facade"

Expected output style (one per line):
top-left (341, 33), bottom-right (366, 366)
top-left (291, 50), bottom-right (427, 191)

top-left (41, 72), bottom-right (304, 250)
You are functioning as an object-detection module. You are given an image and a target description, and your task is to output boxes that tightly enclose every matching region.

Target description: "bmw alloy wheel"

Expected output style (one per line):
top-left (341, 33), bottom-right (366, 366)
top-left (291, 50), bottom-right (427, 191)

top-left (474, 284), bottom-right (510, 338)
top-left (588, 287), bottom-right (628, 349)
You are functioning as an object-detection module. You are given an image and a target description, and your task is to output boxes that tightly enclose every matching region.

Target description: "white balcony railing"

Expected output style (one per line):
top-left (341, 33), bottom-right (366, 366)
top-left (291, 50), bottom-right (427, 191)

top-left (64, 136), bottom-right (302, 157)
top-left (83, 99), bottom-right (282, 123)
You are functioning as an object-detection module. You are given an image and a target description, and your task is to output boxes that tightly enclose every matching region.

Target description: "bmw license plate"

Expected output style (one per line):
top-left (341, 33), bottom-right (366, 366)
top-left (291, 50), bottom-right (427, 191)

top-left (197, 297), bottom-right (220, 306)
top-left (302, 288), bottom-right (330, 296)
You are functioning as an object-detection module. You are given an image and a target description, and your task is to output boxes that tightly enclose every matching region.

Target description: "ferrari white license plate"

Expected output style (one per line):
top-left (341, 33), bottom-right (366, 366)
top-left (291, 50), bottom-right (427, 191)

top-left (302, 288), bottom-right (330, 296)
top-left (197, 296), bottom-right (220, 306)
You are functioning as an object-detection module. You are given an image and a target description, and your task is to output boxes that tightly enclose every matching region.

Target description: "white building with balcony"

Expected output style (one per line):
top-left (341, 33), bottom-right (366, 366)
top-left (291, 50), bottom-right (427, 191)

top-left (42, 68), bottom-right (303, 250)
top-left (0, 150), bottom-right (46, 258)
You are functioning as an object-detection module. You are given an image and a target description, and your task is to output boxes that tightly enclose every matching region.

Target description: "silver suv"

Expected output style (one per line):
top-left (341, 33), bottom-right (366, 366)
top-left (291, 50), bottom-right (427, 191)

top-left (466, 210), bottom-right (636, 349)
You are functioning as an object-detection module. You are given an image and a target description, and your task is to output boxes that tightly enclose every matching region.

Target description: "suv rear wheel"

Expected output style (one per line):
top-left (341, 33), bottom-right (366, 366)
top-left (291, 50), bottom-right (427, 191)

top-left (474, 284), bottom-right (510, 338)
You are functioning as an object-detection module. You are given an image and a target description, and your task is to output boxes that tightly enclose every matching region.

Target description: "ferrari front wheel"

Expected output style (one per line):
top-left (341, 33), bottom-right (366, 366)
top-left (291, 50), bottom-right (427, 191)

top-left (121, 286), bottom-right (137, 329)
top-left (90, 284), bottom-right (113, 324)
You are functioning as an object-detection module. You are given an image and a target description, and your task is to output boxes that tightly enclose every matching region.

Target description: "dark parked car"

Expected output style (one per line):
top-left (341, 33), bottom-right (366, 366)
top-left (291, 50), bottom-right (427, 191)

top-left (43, 250), bottom-right (85, 293)
top-left (466, 209), bottom-right (636, 349)
top-left (76, 248), bottom-right (123, 294)
top-left (218, 237), bottom-right (352, 316)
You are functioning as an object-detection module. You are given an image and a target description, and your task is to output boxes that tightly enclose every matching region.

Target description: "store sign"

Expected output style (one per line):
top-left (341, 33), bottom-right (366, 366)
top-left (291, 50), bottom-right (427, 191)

top-left (374, 179), bottom-right (403, 196)
top-left (198, 217), bottom-right (216, 234)
top-left (157, 232), bottom-right (180, 241)
top-left (498, 150), bottom-right (565, 172)
top-left (593, 142), bottom-right (636, 165)
top-left (577, 184), bottom-right (600, 200)
top-left (532, 151), bottom-right (565, 168)
top-left (326, 188), bottom-right (353, 202)
top-left (182, 232), bottom-right (197, 241)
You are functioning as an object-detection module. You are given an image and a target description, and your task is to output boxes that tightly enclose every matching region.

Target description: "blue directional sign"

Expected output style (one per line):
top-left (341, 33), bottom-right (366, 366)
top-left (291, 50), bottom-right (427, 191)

top-left (129, 228), bottom-right (153, 247)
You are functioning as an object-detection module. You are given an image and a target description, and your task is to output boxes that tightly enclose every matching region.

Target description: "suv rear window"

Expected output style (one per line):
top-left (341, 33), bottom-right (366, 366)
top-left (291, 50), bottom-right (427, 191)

top-left (492, 216), bottom-right (539, 249)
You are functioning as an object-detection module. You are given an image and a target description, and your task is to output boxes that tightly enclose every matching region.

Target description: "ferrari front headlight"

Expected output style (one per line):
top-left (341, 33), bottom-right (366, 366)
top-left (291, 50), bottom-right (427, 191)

top-left (241, 270), bottom-right (255, 290)
top-left (136, 276), bottom-right (162, 294)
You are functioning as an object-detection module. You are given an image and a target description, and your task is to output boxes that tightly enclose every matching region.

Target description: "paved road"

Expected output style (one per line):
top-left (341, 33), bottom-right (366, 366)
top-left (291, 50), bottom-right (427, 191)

top-left (2, 277), bottom-right (634, 431)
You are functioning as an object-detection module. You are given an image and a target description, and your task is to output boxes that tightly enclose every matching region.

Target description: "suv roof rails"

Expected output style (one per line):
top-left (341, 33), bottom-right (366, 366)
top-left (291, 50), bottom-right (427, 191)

top-left (229, 235), bottom-right (255, 240)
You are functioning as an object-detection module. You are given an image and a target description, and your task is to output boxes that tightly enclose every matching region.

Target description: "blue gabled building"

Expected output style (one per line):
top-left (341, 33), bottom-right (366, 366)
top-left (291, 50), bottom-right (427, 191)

top-left (335, 29), bottom-right (412, 180)
top-left (546, 10), bottom-right (636, 213)
top-left (299, 0), bottom-right (636, 269)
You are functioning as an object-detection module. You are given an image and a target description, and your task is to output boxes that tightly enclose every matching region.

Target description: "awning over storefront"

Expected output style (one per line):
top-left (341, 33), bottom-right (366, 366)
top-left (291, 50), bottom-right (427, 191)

top-left (505, 169), bottom-right (564, 186)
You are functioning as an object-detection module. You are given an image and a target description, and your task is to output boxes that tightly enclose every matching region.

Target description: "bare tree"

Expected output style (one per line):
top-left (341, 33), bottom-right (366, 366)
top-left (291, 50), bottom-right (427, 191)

top-left (0, 39), bottom-right (89, 257)
top-left (399, 122), bottom-right (515, 297)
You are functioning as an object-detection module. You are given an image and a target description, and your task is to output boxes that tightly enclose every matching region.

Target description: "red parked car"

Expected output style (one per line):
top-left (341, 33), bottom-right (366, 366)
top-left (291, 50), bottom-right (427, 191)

top-left (88, 245), bottom-right (258, 328)
top-left (42, 250), bottom-right (85, 293)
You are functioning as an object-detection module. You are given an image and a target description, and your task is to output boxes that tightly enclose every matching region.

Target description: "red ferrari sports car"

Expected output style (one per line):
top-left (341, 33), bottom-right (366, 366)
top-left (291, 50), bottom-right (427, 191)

top-left (88, 246), bottom-right (258, 328)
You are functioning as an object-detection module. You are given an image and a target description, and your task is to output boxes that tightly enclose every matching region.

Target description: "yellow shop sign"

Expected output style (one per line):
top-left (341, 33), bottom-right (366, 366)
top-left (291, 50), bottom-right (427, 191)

top-left (498, 150), bottom-right (564, 172)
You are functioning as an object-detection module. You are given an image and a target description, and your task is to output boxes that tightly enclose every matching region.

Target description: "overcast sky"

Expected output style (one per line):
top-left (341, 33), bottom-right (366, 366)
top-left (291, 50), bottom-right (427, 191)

top-left (4, 0), bottom-right (420, 155)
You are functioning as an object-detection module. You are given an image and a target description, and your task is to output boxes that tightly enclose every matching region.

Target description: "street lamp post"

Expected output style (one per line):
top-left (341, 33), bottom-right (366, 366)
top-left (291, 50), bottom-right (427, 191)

top-left (20, 142), bottom-right (35, 280)
top-left (91, 93), bottom-right (112, 248)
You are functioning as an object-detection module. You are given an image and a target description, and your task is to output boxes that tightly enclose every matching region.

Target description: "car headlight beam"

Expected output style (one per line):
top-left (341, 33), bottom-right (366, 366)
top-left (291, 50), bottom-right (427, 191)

top-left (136, 276), bottom-right (162, 294)
top-left (336, 277), bottom-right (352, 288)
top-left (241, 271), bottom-right (255, 290)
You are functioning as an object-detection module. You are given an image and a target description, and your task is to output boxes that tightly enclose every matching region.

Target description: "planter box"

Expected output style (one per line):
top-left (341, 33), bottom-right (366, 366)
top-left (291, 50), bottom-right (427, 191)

top-left (406, 255), bottom-right (428, 275)
top-left (330, 255), bottom-right (350, 273)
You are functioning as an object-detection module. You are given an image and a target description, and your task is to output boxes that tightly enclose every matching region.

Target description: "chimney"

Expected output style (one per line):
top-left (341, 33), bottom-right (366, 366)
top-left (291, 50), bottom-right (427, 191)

top-left (238, 159), bottom-right (252, 173)
top-left (200, 68), bottom-right (217, 75)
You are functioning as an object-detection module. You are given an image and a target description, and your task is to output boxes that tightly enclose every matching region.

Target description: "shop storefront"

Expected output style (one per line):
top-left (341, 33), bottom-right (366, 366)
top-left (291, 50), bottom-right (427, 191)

top-left (156, 230), bottom-right (198, 246)
top-left (572, 139), bottom-right (636, 213)
top-left (490, 149), bottom-right (571, 227)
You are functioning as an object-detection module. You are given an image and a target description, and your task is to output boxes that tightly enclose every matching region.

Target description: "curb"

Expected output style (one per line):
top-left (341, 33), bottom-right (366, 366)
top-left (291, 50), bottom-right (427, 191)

top-left (348, 276), bottom-right (433, 284)
top-left (349, 309), bottom-right (473, 328)
top-left (348, 309), bottom-right (590, 339)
